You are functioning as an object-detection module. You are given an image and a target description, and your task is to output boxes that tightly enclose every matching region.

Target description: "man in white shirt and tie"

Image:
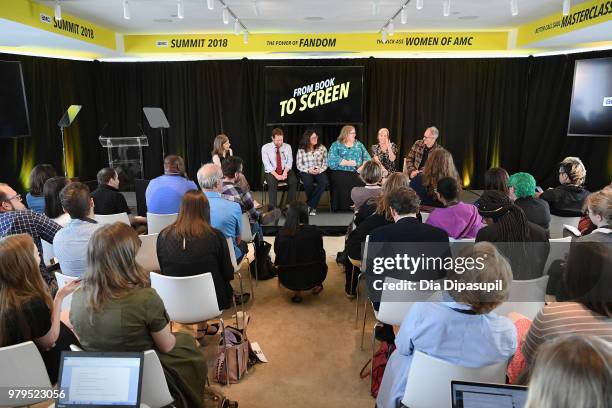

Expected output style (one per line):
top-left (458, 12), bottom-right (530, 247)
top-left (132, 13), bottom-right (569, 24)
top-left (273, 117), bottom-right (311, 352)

top-left (261, 128), bottom-right (298, 209)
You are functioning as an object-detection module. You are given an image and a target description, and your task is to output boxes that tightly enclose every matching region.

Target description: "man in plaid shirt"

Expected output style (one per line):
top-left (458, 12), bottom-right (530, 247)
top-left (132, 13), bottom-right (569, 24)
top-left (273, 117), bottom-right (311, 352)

top-left (404, 126), bottom-right (441, 179)
top-left (0, 183), bottom-right (62, 287)
top-left (220, 157), bottom-right (280, 239)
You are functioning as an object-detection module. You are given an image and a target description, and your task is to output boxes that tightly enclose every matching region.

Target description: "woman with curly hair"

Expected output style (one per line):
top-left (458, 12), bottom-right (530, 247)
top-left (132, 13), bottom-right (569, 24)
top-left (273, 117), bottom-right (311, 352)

top-left (409, 147), bottom-right (460, 208)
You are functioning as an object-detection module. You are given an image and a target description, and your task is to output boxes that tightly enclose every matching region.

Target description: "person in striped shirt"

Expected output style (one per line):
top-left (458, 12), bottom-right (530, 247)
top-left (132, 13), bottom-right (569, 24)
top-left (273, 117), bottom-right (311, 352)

top-left (508, 240), bottom-right (612, 382)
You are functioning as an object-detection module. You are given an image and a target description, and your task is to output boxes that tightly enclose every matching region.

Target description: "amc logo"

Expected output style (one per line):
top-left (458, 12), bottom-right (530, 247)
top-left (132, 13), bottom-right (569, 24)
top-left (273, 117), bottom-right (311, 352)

top-left (156, 40), bottom-right (169, 48)
top-left (40, 13), bottom-right (52, 24)
top-left (604, 97), bottom-right (612, 107)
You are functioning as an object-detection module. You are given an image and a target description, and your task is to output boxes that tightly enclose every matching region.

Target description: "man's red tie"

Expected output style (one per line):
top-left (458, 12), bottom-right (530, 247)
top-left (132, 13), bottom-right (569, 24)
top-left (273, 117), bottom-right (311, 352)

top-left (275, 147), bottom-right (283, 175)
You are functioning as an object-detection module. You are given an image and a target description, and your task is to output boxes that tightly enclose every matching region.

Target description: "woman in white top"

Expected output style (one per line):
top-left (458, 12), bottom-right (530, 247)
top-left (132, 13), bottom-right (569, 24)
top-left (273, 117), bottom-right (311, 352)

top-left (296, 129), bottom-right (328, 216)
top-left (211, 133), bottom-right (252, 195)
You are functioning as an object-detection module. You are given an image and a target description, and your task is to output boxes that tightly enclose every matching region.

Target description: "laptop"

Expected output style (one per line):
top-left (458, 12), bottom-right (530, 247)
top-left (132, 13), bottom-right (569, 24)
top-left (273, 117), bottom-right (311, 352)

top-left (451, 380), bottom-right (528, 408)
top-left (56, 351), bottom-right (144, 408)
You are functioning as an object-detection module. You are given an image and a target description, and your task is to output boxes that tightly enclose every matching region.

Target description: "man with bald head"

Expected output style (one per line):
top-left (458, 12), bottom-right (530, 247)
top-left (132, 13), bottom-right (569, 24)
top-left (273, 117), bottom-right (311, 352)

top-left (197, 163), bottom-right (246, 262)
top-left (145, 154), bottom-right (197, 214)
top-left (404, 126), bottom-right (441, 179)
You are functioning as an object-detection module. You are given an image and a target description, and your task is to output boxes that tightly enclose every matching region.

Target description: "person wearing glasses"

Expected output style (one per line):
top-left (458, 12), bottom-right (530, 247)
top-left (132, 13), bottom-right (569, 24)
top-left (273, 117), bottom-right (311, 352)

top-left (537, 156), bottom-right (589, 217)
top-left (0, 183), bottom-right (62, 288)
top-left (404, 126), bottom-right (441, 180)
top-left (328, 125), bottom-right (371, 211)
top-left (261, 128), bottom-right (298, 209)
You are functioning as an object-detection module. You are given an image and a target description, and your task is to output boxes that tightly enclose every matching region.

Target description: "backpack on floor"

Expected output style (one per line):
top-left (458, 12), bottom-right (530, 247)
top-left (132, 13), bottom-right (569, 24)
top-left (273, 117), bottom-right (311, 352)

top-left (359, 341), bottom-right (396, 398)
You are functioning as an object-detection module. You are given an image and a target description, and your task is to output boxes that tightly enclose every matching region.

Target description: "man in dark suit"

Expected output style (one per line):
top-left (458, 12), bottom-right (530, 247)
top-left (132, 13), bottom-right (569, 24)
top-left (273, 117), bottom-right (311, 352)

top-left (366, 186), bottom-right (450, 342)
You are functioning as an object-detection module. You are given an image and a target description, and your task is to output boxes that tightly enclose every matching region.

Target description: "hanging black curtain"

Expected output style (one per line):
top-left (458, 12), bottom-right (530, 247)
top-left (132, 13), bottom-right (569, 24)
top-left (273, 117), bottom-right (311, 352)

top-left (1, 50), bottom-right (610, 194)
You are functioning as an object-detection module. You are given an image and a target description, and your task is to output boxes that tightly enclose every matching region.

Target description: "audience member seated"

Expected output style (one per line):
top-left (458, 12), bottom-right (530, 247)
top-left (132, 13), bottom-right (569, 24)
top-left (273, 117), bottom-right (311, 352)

top-left (70, 223), bottom-right (206, 408)
top-left (508, 172), bottom-right (551, 234)
top-left (475, 191), bottom-right (549, 280)
top-left (212, 133), bottom-right (253, 195)
top-left (376, 242), bottom-right (516, 408)
top-left (221, 156), bottom-right (280, 239)
top-left (404, 126), bottom-right (441, 179)
top-left (52, 182), bottom-right (100, 278)
top-left (344, 172), bottom-right (410, 297)
top-left (145, 155), bottom-right (197, 214)
top-left (328, 125), bottom-right (371, 211)
top-left (371, 128), bottom-right (397, 175)
top-left (351, 160), bottom-right (382, 211)
top-left (525, 335), bottom-right (612, 408)
top-left (198, 163), bottom-right (247, 263)
top-left (510, 242), bottom-right (612, 380)
top-left (43, 176), bottom-right (70, 226)
top-left (296, 129), bottom-right (329, 215)
top-left (261, 128), bottom-right (298, 208)
top-left (574, 188), bottom-right (611, 243)
top-left (576, 183), bottom-right (610, 235)
top-left (538, 156), bottom-right (589, 216)
top-left (0, 234), bottom-right (79, 383)
top-left (426, 177), bottom-right (483, 239)
top-left (157, 190), bottom-right (237, 310)
top-left (484, 167), bottom-right (510, 195)
top-left (0, 182), bottom-right (62, 287)
top-left (274, 201), bottom-right (327, 303)
top-left (368, 187), bottom-right (449, 342)
top-left (92, 167), bottom-right (147, 230)
top-left (26, 164), bottom-right (56, 213)
top-left (409, 147), bottom-right (460, 208)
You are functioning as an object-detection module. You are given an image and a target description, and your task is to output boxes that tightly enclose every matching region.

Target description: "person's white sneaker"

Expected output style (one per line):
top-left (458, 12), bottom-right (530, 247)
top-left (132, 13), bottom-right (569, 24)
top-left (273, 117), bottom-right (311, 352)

top-left (309, 208), bottom-right (317, 216)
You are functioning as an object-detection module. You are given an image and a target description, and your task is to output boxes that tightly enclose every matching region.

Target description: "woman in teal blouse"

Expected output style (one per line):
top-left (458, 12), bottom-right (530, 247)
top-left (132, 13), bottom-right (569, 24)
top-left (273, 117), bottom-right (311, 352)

top-left (328, 125), bottom-right (371, 210)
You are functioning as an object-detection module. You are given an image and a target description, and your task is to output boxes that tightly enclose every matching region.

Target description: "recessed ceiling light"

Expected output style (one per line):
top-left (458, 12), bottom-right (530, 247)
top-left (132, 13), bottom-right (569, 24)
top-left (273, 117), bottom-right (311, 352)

top-left (304, 16), bottom-right (324, 21)
top-left (458, 15), bottom-right (478, 20)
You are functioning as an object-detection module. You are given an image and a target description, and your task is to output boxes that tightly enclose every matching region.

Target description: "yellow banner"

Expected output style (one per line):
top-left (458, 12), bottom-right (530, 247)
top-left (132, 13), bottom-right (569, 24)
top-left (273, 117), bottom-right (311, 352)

top-left (517, 0), bottom-right (612, 47)
top-left (0, 0), bottom-right (116, 50)
top-left (124, 32), bottom-right (508, 54)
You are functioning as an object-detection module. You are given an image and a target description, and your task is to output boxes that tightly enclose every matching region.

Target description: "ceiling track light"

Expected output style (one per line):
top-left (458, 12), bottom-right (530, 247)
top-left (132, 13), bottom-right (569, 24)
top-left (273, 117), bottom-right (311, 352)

top-left (207, 0), bottom-right (214, 11)
top-left (243, 31), bottom-right (249, 44)
top-left (381, 28), bottom-right (387, 43)
top-left (55, 0), bottom-right (62, 21)
top-left (234, 19), bottom-right (241, 35)
top-left (222, 7), bottom-right (229, 24)
top-left (443, 0), bottom-right (451, 17)
top-left (123, 0), bottom-right (131, 20)
top-left (400, 7), bottom-right (407, 24)
top-left (177, 0), bottom-right (184, 19)
top-left (562, 0), bottom-right (571, 16)
top-left (510, 0), bottom-right (518, 16)
top-left (388, 21), bottom-right (395, 36)
top-left (416, 0), bottom-right (424, 10)
top-left (253, 0), bottom-right (260, 16)
top-left (372, 0), bottom-right (379, 16)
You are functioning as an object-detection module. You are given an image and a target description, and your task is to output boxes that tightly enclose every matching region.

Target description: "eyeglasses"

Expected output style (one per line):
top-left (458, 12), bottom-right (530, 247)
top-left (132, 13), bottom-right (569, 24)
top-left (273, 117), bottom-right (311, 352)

top-left (423, 135), bottom-right (436, 140)
top-left (3, 194), bottom-right (22, 203)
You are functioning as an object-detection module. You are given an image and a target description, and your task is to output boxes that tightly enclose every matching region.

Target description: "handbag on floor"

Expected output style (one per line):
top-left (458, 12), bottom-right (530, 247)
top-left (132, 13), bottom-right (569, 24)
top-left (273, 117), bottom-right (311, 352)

top-left (214, 326), bottom-right (250, 384)
top-left (359, 341), bottom-right (396, 398)
top-left (254, 239), bottom-right (277, 280)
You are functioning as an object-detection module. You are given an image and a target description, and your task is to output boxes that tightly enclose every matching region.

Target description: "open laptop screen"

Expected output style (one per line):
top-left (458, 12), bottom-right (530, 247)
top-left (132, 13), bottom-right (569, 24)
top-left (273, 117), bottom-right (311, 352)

top-left (452, 381), bottom-right (528, 408)
top-left (56, 351), bottom-right (144, 408)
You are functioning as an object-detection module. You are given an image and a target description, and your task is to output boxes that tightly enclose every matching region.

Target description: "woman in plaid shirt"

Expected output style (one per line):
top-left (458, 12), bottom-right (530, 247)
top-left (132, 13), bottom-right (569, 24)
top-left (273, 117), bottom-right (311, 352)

top-left (296, 130), bottom-right (328, 216)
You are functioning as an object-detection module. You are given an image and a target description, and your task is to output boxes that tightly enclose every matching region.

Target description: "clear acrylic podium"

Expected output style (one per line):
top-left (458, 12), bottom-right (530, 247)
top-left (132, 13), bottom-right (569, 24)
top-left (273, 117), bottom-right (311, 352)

top-left (99, 136), bottom-right (149, 191)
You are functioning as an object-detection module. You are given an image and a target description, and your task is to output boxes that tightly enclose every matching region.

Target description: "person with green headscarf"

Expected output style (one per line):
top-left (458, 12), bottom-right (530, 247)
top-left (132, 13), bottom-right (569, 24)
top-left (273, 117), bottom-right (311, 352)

top-left (508, 172), bottom-right (551, 234)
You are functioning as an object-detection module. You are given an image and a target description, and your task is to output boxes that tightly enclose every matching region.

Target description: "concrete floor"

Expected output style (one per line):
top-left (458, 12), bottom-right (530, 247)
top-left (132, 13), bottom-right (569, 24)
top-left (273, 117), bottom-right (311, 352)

top-left (200, 236), bottom-right (376, 408)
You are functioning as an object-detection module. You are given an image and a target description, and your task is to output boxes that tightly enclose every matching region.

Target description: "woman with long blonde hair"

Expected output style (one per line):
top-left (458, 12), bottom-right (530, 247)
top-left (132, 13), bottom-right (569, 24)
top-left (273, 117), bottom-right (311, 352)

top-left (0, 234), bottom-right (79, 383)
top-left (327, 125), bottom-right (372, 211)
top-left (410, 147), bottom-right (460, 207)
top-left (69, 223), bottom-right (206, 408)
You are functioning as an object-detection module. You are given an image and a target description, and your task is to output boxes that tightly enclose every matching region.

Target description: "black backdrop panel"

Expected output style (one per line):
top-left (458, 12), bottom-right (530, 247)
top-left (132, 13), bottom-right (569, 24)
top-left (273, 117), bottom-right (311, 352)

top-left (0, 61), bottom-right (30, 138)
top-left (568, 57), bottom-right (612, 137)
top-left (264, 66), bottom-right (364, 125)
top-left (0, 52), bottom-right (610, 193)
